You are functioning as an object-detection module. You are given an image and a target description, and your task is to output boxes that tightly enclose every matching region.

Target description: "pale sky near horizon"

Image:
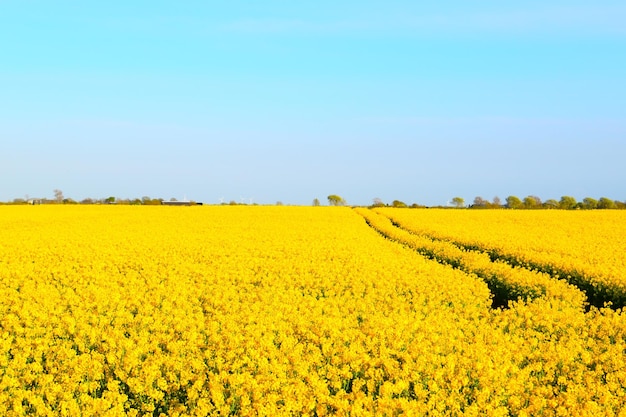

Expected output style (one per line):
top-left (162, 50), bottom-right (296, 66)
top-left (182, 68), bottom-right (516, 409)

top-left (1, 1), bottom-right (624, 206)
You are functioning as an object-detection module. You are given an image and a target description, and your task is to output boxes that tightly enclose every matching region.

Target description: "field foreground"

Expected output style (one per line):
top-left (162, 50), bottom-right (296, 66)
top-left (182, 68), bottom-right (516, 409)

top-left (1, 206), bottom-right (625, 416)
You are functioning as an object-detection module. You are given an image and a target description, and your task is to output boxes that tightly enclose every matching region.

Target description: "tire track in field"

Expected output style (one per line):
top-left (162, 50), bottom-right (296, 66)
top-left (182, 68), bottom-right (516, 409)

top-left (355, 208), bottom-right (587, 310)
top-left (425, 238), bottom-right (624, 310)
top-left (374, 211), bottom-right (625, 310)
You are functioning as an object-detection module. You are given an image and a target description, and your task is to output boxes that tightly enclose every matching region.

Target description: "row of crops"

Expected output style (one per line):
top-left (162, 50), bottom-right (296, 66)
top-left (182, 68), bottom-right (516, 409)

top-left (370, 208), bottom-right (626, 309)
top-left (354, 208), bottom-right (586, 309)
top-left (1, 206), bottom-right (625, 416)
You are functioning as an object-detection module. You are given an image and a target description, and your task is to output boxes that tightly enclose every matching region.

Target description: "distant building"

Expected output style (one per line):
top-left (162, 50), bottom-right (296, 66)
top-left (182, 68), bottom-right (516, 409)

top-left (162, 201), bottom-right (193, 206)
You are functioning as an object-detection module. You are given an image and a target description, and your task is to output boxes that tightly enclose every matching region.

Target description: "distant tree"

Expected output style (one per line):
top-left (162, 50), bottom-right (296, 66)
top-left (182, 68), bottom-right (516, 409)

top-left (53, 189), bottom-right (64, 203)
top-left (80, 198), bottom-right (94, 204)
top-left (229, 200), bottom-right (237, 205)
top-left (505, 195), bottom-right (523, 209)
top-left (141, 196), bottom-right (162, 205)
top-left (616, 201), bottom-right (626, 209)
top-left (492, 196), bottom-right (502, 208)
top-left (105, 196), bottom-right (116, 204)
top-left (391, 200), bottom-right (407, 208)
top-left (276, 201), bottom-right (284, 206)
top-left (372, 198), bottom-right (385, 207)
top-left (597, 197), bottom-right (616, 209)
top-left (523, 195), bottom-right (542, 209)
top-left (543, 199), bottom-right (559, 209)
top-left (312, 198), bottom-right (321, 207)
top-left (581, 197), bottom-right (598, 210)
top-left (472, 196), bottom-right (488, 208)
top-left (451, 197), bottom-right (465, 208)
top-left (559, 196), bottom-right (578, 210)
top-left (327, 195), bottom-right (346, 206)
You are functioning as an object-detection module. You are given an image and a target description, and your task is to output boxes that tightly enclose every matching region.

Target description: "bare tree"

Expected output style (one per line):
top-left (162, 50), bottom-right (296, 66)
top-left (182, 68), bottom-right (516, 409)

top-left (53, 189), bottom-right (64, 203)
top-left (473, 196), bottom-right (487, 207)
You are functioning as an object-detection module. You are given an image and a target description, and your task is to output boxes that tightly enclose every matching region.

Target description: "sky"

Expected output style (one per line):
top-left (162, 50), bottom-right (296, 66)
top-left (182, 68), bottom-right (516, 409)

top-left (1, 1), bottom-right (625, 206)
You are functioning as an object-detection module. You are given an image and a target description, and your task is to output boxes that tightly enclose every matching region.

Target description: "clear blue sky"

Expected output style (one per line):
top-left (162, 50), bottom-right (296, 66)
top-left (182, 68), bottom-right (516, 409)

top-left (1, 1), bottom-right (624, 206)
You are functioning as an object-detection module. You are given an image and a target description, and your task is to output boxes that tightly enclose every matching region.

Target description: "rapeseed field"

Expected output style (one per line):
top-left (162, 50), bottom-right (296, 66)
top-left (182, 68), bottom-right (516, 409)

top-left (1, 206), bottom-right (625, 416)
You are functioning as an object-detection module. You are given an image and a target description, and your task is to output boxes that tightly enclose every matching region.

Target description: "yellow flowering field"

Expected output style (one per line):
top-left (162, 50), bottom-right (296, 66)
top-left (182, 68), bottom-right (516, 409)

top-left (354, 208), bottom-right (586, 309)
top-left (1, 205), bottom-right (626, 416)
top-left (374, 208), bottom-right (626, 308)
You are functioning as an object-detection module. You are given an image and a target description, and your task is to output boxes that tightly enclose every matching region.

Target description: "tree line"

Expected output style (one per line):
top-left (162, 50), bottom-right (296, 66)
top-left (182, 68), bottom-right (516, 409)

top-left (1, 190), bottom-right (193, 206)
top-left (372, 195), bottom-right (626, 210)
top-left (2, 191), bottom-right (625, 209)
top-left (469, 195), bottom-right (625, 210)
top-left (337, 195), bottom-right (625, 210)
